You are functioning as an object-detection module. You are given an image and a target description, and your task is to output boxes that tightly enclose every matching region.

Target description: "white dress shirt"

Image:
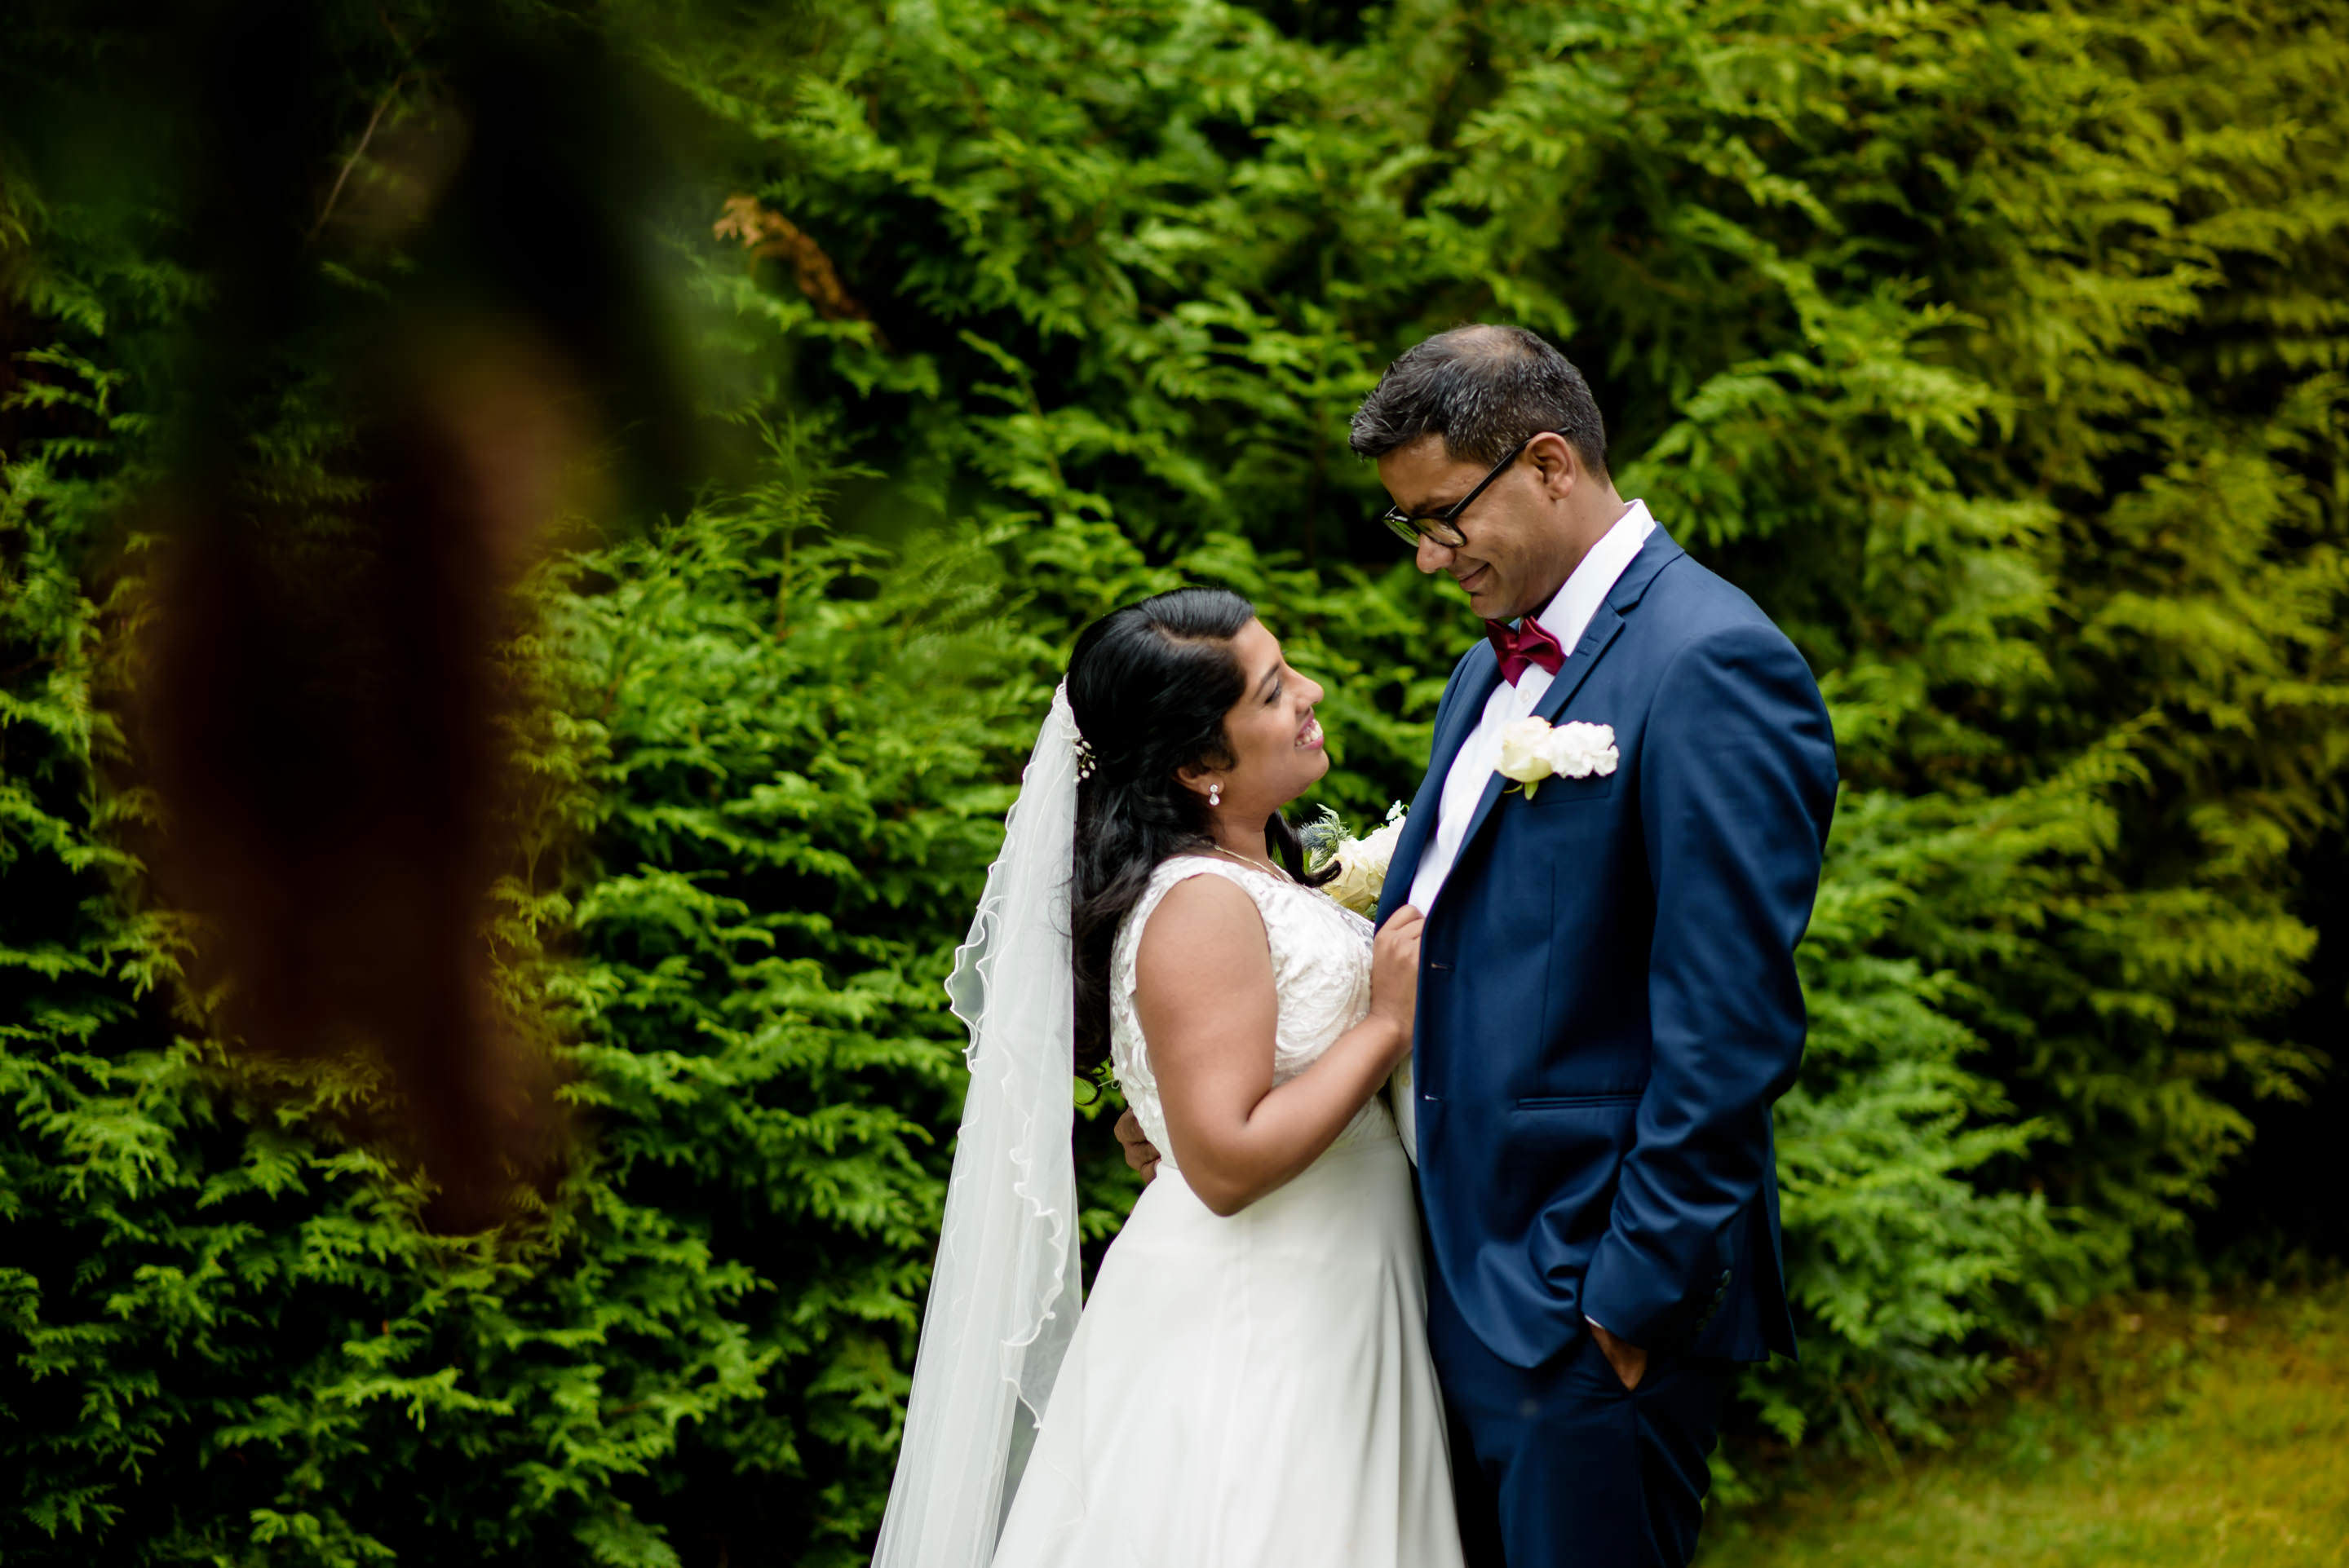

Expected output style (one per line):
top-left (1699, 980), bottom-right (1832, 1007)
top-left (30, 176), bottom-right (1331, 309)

top-left (1392, 499), bottom-right (1657, 1165)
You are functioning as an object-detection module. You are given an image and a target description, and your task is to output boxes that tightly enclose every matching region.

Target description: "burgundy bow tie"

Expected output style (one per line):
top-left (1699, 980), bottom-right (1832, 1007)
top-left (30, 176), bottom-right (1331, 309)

top-left (1485, 616), bottom-right (1567, 685)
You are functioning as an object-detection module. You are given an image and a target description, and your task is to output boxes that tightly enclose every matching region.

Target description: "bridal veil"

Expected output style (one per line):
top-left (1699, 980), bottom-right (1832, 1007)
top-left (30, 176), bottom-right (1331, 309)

top-left (870, 684), bottom-right (1083, 1568)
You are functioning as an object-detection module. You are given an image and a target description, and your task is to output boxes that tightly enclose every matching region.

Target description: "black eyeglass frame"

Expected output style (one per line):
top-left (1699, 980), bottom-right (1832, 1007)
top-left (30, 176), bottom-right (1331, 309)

top-left (1376, 428), bottom-right (1571, 550)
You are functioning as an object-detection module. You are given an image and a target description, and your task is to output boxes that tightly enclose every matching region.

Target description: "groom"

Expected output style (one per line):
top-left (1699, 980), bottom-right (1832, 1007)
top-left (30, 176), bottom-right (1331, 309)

top-left (1353, 325), bottom-right (1837, 1566)
top-left (1114, 324), bottom-right (1834, 1565)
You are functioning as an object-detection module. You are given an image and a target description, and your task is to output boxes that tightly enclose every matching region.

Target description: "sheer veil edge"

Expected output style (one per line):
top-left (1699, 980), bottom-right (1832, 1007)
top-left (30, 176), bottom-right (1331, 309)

top-left (870, 683), bottom-right (1084, 1568)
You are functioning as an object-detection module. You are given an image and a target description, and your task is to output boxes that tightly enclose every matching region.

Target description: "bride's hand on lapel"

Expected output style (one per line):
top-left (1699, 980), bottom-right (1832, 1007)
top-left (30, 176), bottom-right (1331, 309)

top-left (1367, 904), bottom-right (1426, 1058)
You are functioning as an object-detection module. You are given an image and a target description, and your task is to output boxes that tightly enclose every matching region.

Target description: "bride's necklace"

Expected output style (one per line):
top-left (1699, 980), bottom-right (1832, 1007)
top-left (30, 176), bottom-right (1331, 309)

top-left (1206, 842), bottom-right (1291, 882)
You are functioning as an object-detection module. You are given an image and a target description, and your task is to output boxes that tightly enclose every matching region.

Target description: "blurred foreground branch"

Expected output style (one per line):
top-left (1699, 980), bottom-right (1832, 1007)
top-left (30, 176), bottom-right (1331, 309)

top-left (10, 0), bottom-right (713, 1230)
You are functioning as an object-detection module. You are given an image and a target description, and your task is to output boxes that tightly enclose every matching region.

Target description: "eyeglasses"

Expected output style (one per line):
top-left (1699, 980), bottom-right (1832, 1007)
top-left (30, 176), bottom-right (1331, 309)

top-left (1376, 429), bottom-right (1568, 550)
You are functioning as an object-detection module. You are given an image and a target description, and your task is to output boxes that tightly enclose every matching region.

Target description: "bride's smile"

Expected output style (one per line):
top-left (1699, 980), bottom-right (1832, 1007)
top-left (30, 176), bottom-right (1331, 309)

top-left (1180, 617), bottom-right (1330, 826)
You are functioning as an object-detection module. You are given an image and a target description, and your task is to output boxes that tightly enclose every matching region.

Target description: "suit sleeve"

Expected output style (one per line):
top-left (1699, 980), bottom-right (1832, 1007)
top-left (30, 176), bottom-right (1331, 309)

top-left (1578, 622), bottom-right (1837, 1349)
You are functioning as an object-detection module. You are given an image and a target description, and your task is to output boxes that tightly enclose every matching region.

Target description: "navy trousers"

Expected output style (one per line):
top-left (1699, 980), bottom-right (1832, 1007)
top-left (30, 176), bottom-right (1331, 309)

top-left (1427, 1261), bottom-right (1732, 1568)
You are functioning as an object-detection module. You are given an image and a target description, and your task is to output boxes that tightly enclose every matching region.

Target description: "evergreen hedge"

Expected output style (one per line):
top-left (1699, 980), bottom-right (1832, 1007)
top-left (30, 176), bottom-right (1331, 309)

top-left (3, 0), bottom-right (2343, 1561)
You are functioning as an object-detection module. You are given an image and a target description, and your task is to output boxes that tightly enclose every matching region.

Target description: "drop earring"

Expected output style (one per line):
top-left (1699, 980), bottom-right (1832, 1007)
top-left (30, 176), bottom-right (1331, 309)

top-left (1208, 783), bottom-right (1223, 807)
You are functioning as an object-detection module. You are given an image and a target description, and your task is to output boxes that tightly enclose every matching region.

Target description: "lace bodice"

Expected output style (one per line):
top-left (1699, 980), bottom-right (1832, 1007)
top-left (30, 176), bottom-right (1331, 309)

top-left (1109, 855), bottom-right (1386, 1168)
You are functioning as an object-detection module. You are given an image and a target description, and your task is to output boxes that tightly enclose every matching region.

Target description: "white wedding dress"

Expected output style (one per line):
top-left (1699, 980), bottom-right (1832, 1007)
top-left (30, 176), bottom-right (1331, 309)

top-left (989, 855), bottom-right (1465, 1568)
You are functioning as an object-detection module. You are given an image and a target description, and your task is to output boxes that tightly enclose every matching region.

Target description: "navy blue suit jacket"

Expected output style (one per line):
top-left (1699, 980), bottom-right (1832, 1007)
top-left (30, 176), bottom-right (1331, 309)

top-left (1376, 528), bottom-right (1836, 1371)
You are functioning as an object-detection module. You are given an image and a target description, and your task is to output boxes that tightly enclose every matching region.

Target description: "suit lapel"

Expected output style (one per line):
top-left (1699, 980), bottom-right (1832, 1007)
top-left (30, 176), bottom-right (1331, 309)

top-left (1377, 643), bottom-right (1500, 924)
top-left (1528, 604), bottom-right (1626, 728)
top-left (1435, 529), bottom-right (1688, 894)
top-left (1427, 645), bottom-right (1503, 788)
top-left (1539, 525), bottom-right (1683, 731)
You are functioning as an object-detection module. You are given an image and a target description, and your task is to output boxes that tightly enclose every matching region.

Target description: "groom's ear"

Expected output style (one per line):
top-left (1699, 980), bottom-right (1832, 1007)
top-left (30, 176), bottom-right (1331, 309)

top-left (1526, 431), bottom-right (1582, 500)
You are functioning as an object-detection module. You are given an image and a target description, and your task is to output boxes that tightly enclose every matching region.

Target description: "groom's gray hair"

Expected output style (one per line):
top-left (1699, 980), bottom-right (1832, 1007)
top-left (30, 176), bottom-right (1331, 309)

top-left (1348, 325), bottom-right (1608, 478)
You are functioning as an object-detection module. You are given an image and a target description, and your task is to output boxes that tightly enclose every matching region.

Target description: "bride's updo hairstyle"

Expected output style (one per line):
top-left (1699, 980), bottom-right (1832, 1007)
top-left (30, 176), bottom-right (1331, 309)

top-left (1065, 587), bottom-right (1335, 1070)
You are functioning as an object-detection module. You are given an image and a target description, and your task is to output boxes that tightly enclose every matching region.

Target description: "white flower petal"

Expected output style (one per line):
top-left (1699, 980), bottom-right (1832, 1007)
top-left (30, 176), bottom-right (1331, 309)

top-left (1497, 717), bottom-right (1559, 783)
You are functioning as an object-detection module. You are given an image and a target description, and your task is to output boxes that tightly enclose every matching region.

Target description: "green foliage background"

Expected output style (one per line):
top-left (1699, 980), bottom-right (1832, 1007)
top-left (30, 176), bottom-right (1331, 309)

top-left (4, 0), bottom-right (2345, 1561)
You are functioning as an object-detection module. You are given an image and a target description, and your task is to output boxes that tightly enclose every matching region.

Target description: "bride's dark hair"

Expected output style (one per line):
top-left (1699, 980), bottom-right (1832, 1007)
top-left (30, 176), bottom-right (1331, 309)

top-left (1066, 587), bottom-right (1336, 1071)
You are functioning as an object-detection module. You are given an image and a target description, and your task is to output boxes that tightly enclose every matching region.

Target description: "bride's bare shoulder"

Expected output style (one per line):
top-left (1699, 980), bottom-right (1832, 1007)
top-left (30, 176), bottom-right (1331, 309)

top-left (1134, 865), bottom-right (1272, 985)
top-left (1132, 868), bottom-right (1276, 1043)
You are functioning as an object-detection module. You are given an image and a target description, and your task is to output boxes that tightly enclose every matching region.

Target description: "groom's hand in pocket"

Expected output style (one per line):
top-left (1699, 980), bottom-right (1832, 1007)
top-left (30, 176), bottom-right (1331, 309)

top-left (1114, 1108), bottom-right (1160, 1184)
top-left (1589, 1318), bottom-right (1648, 1392)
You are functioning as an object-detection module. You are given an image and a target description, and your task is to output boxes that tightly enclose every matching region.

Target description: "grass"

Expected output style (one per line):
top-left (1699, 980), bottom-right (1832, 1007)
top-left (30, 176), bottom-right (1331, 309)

top-left (1700, 1275), bottom-right (2349, 1567)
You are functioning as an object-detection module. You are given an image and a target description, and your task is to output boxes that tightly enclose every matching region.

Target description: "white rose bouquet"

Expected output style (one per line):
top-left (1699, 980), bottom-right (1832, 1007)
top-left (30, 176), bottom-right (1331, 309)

top-left (1303, 802), bottom-right (1409, 917)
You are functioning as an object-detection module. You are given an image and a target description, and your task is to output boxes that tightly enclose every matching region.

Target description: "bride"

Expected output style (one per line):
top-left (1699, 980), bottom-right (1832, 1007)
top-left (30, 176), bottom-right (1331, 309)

top-left (873, 587), bottom-right (1464, 1568)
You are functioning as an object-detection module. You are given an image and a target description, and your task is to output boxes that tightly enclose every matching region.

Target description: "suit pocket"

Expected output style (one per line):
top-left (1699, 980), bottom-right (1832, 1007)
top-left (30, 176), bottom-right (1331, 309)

top-left (1515, 1090), bottom-right (1644, 1110)
top-left (1527, 771), bottom-right (1617, 807)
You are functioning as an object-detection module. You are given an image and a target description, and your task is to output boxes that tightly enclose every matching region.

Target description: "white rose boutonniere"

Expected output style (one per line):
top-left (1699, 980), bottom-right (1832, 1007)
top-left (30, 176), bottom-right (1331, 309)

top-left (1304, 802), bottom-right (1409, 916)
top-left (1494, 717), bottom-right (1619, 801)
top-left (1496, 717), bottom-right (1559, 787)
